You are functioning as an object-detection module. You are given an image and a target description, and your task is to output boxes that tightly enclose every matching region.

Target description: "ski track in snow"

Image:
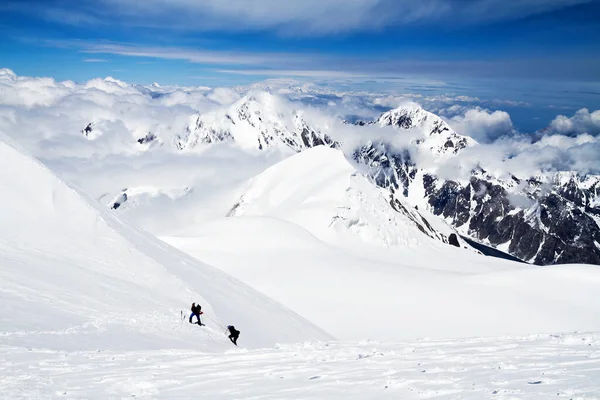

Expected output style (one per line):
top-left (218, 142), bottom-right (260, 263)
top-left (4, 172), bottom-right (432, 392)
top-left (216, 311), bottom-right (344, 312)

top-left (1, 332), bottom-right (599, 399)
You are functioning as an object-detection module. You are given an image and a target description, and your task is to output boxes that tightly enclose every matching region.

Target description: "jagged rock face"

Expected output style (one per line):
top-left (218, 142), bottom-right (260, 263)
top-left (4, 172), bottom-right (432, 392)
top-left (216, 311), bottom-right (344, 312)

top-left (177, 93), bottom-right (339, 152)
top-left (353, 141), bottom-right (416, 197)
top-left (347, 105), bottom-right (600, 266)
top-left (177, 119), bottom-right (233, 149)
top-left (357, 145), bottom-right (600, 265)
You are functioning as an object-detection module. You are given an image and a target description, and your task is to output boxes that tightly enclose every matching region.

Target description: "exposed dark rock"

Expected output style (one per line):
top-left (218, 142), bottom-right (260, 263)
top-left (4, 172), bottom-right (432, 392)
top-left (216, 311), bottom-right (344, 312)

top-left (111, 192), bottom-right (127, 210)
top-left (389, 196), bottom-right (441, 241)
top-left (448, 233), bottom-right (460, 247)
top-left (350, 108), bottom-right (600, 266)
top-left (81, 123), bottom-right (94, 137)
top-left (137, 132), bottom-right (157, 144)
top-left (460, 236), bottom-right (525, 263)
top-left (299, 125), bottom-right (340, 150)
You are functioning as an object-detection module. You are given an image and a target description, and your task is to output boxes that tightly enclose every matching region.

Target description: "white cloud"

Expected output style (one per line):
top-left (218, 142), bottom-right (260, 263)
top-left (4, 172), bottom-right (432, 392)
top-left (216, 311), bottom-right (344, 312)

top-left (207, 88), bottom-right (242, 105)
top-left (393, 104), bottom-right (600, 179)
top-left (421, 132), bottom-right (600, 183)
top-left (0, 69), bottom-right (72, 107)
top-left (446, 107), bottom-right (515, 143)
top-left (42, 38), bottom-right (600, 81)
top-left (83, 58), bottom-right (108, 63)
top-left (372, 94), bottom-right (530, 113)
top-left (217, 69), bottom-right (372, 78)
top-left (0, 70), bottom-right (220, 159)
top-left (372, 95), bottom-right (416, 108)
top-left (499, 133), bottom-right (600, 176)
top-left (547, 108), bottom-right (600, 136)
top-left (1, 69), bottom-right (598, 191)
top-left (79, 42), bottom-right (319, 67)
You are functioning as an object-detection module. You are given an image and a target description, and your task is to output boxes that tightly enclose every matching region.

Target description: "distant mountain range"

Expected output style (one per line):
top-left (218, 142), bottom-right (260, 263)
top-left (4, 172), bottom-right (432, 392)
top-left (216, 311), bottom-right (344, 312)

top-left (85, 92), bottom-right (600, 265)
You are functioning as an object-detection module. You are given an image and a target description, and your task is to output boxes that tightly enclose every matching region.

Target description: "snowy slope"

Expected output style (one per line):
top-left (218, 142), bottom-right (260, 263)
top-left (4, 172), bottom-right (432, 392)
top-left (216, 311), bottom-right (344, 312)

top-left (227, 146), bottom-right (445, 247)
top-left (0, 137), bottom-right (332, 351)
top-left (3, 331), bottom-right (599, 399)
top-left (165, 213), bottom-right (600, 342)
top-left (163, 147), bottom-right (600, 342)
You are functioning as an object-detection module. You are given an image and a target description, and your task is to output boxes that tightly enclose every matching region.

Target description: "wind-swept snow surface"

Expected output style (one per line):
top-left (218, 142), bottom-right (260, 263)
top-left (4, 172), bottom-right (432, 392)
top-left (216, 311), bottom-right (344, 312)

top-left (0, 137), bottom-right (331, 351)
top-left (2, 332), bottom-right (599, 399)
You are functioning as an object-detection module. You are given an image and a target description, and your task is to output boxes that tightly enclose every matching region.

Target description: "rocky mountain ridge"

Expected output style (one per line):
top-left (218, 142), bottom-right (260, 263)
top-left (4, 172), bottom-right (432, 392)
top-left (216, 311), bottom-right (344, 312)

top-left (354, 107), bottom-right (600, 265)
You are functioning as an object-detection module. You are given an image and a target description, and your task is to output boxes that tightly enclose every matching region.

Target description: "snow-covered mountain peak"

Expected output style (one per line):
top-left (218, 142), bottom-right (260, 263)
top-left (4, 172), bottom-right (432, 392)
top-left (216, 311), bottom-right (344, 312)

top-left (0, 68), bottom-right (17, 81)
top-left (553, 170), bottom-right (600, 188)
top-left (176, 92), bottom-right (338, 152)
top-left (83, 76), bottom-right (136, 94)
top-left (376, 103), bottom-right (433, 129)
top-left (376, 104), bottom-right (477, 155)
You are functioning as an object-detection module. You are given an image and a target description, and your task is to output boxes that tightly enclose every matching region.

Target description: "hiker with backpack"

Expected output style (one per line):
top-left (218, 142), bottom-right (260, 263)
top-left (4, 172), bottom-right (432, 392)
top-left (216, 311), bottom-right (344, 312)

top-left (227, 325), bottom-right (240, 345)
top-left (189, 302), bottom-right (203, 326)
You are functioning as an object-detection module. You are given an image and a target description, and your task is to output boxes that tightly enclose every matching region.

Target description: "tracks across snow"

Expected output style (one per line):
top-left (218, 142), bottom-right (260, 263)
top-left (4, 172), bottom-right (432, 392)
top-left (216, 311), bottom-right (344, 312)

top-left (1, 332), bottom-right (599, 399)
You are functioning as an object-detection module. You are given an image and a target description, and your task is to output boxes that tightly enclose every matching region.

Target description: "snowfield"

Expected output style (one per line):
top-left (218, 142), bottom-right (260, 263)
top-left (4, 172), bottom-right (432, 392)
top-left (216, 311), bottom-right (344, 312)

top-left (1, 69), bottom-right (600, 398)
top-left (2, 332), bottom-right (599, 399)
top-left (226, 146), bottom-right (442, 247)
top-left (0, 136), bottom-right (331, 352)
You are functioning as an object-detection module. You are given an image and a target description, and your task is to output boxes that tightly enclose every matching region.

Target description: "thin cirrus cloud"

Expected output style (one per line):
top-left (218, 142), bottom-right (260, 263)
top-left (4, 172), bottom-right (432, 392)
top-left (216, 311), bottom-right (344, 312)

top-left (8, 0), bottom-right (593, 34)
top-left (215, 69), bottom-right (382, 78)
top-left (62, 41), bottom-right (390, 79)
top-left (70, 41), bottom-right (600, 81)
top-left (79, 42), bottom-right (327, 68)
top-left (65, 41), bottom-right (472, 79)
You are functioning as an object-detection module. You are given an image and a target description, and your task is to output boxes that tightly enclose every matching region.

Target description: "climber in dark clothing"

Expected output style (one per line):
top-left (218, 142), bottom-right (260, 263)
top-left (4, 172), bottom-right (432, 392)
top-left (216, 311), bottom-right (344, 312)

top-left (189, 302), bottom-right (203, 325)
top-left (227, 325), bottom-right (240, 345)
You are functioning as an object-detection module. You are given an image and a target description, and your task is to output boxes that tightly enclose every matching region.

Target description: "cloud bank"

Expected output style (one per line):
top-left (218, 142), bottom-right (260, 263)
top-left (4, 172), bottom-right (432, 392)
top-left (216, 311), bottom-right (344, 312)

top-left (446, 107), bottom-right (515, 143)
top-left (547, 108), bottom-right (600, 137)
top-left (0, 68), bottom-right (598, 188)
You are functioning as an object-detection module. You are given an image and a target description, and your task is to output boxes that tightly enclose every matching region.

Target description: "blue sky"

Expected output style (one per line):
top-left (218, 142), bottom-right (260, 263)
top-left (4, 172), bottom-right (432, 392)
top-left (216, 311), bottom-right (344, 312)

top-left (1, 0), bottom-right (600, 131)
